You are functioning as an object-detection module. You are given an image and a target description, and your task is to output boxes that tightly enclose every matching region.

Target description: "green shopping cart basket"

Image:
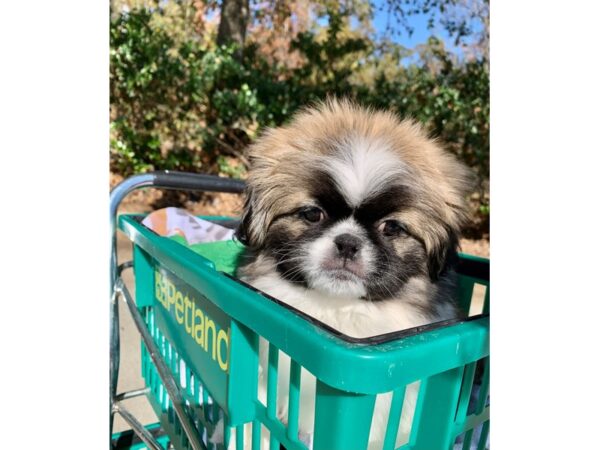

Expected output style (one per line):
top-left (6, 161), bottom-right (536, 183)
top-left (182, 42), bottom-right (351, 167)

top-left (110, 171), bottom-right (489, 450)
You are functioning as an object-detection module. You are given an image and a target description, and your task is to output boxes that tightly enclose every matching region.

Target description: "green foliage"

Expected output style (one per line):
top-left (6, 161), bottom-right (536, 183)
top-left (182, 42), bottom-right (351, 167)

top-left (110, 9), bottom-right (263, 176)
top-left (110, 4), bottom-right (489, 234)
top-left (360, 38), bottom-right (489, 188)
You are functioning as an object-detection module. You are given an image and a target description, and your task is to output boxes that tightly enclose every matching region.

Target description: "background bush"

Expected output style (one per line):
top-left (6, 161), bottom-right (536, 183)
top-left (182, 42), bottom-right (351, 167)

top-left (110, 0), bottom-right (489, 236)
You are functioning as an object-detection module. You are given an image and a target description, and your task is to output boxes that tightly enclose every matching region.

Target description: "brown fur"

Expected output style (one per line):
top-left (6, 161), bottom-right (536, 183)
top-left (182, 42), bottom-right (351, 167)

top-left (239, 98), bottom-right (473, 277)
top-left (231, 100), bottom-right (475, 448)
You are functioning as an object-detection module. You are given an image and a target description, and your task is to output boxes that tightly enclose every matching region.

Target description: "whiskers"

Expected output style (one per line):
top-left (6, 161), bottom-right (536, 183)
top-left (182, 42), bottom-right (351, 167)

top-left (269, 246), bottom-right (309, 283)
top-left (364, 253), bottom-right (406, 302)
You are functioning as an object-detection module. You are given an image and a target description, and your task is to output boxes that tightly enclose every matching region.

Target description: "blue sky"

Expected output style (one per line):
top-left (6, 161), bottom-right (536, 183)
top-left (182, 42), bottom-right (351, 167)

top-left (319, 6), bottom-right (439, 47)
top-left (368, 0), bottom-right (484, 57)
top-left (371, 5), bottom-right (434, 48)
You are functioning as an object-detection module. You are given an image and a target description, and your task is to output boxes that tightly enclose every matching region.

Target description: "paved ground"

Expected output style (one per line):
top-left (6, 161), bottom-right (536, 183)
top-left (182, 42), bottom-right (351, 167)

top-left (113, 232), bottom-right (158, 433)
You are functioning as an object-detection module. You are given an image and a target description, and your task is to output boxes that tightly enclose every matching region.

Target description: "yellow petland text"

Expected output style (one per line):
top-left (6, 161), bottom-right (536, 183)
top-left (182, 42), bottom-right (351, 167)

top-left (155, 270), bottom-right (229, 372)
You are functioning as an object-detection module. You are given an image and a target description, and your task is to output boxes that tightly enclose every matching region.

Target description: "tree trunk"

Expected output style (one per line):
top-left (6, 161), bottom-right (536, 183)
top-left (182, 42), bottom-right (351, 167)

top-left (216, 0), bottom-right (250, 60)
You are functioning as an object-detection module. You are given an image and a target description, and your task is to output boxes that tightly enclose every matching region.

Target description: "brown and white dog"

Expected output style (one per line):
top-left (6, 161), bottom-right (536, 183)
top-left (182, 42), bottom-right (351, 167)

top-left (232, 99), bottom-right (473, 448)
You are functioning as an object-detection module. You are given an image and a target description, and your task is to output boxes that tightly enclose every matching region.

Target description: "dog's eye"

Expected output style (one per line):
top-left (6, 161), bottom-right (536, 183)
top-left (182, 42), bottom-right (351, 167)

top-left (299, 207), bottom-right (324, 223)
top-left (379, 220), bottom-right (405, 236)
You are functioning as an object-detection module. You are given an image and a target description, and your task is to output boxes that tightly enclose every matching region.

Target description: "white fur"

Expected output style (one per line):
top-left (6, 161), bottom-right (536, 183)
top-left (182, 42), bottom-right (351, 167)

top-left (248, 272), bottom-right (433, 342)
top-left (304, 218), bottom-right (374, 298)
top-left (320, 136), bottom-right (408, 207)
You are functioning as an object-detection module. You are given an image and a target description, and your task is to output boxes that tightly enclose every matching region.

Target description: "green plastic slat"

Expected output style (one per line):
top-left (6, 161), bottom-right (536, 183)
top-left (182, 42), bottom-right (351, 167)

top-left (411, 367), bottom-right (465, 450)
top-left (192, 374), bottom-right (200, 408)
top-left (313, 381), bottom-right (376, 450)
top-left (170, 346), bottom-right (177, 381)
top-left (405, 380), bottom-right (423, 447)
top-left (477, 420), bottom-right (490, 450)
top-left (133, 245), bottom-right (155, 308)
top-left (141, 338), bottom-right (148, 383)
top-left (236, 424), bottom-right (244, 449)
top-left (461, 357), bottom-right (490, 450)
top-left (457, 276), bottom-right (476, 315)
top-left (185, 364), bottom-right (192, 396)
top-left (270, 435), bottom-right (280, 448)
top-left (254, 405), bottom-right (309, 450)
top-left (454, 361), bottom-right (477, 431)
top-left (267, 343), bottom-right (279, 420)
top-left (287, 359), bottom-right (302, 442)
top-left (382, 387), bottom-right (406, 450)
top-left (267, 343), bottom-right (280, 449)
top-left (475, 358), bottom-right (490, 413)
top-left (202, 389), bottom-right (210, 423)
top-left (251, 420), bottom-right (261, 450)
top-left (459, 408), bottom-right (489, 434)
top-left (223, 424), bottom-right (230, 449)
top-left (483, 286), bottom-right (490, 315)
top-left (462, 429), bottom-right (474, 450)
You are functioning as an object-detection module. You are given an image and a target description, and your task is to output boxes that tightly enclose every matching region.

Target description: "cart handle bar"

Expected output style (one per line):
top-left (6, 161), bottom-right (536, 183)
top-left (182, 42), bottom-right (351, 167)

top-left (110, 171), bottom-right (245, 286)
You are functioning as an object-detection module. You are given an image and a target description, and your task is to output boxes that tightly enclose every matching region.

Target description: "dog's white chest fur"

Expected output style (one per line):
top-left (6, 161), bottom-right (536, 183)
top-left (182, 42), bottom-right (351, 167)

top-left (247, 271), bottom-right (437, 338)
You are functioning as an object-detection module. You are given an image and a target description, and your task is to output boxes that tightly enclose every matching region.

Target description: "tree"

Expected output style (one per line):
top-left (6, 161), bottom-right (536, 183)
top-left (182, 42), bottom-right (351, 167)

top-left (109, 0), bottom-right (490, 236)
top-left (216, 0), bottom-right (250, 59)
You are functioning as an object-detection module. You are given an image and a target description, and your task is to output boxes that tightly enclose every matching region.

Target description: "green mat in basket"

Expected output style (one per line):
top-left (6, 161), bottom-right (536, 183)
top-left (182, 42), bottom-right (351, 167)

top-left (168, 235), bottom-right (245, 275)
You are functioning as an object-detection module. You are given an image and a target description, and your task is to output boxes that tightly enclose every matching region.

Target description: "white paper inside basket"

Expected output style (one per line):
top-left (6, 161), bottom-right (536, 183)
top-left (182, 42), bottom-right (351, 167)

top-left (141, 207), bottom-right (235, 244)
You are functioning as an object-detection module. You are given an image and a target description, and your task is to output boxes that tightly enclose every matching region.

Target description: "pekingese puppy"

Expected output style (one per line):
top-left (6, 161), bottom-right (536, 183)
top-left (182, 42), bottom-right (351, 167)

top-left (234, 98), bottom-right (472, 448)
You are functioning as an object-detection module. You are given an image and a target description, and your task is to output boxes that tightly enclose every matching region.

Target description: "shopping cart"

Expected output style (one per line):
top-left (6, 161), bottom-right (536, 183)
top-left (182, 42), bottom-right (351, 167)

top-left (110, 171), bottom-right (490, 450)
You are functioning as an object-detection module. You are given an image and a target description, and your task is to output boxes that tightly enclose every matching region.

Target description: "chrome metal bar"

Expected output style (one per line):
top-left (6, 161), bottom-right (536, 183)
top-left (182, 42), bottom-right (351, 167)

top-left (110, 173), bottom-right (156, 288)
top-left (110, 287), bottom-right (120, 407)
top-left (113, 403), bottom-right (165, 450)
top-left (115, 387), bottom-right (151, 402)
top-left (110, 173), bottom-right (155, 439)
top-left (119, 261), bottom-right (134, 273)
top-left (111, 263), bottom-right (133, 401)
top-left (115, 279), bottom-right (205, 450)
top-left (110, 261), bottom-right (136, 440)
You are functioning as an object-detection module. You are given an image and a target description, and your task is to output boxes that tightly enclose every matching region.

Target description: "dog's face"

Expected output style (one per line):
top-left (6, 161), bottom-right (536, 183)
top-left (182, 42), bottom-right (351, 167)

top-left (238, 100), bottom-right (472, 301)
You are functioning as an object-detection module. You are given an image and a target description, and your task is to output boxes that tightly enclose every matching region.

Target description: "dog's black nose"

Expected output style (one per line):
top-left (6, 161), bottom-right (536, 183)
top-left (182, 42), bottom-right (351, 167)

top-left (334, 233), bottom-right (362, 259)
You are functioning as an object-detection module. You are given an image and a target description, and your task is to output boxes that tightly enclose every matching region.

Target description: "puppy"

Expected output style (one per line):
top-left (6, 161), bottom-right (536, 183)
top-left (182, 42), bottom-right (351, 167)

top-left (235, 99), bottom-right (472, 448)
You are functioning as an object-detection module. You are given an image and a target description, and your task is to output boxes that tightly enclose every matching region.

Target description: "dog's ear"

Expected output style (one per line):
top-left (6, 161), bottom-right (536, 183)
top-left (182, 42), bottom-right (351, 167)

top-left (235, 186), bottom-right (255, 247)
top-left (426, 224), bottom-right (460, 281)
top-left (235, 183), bottom-right (272, 249)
